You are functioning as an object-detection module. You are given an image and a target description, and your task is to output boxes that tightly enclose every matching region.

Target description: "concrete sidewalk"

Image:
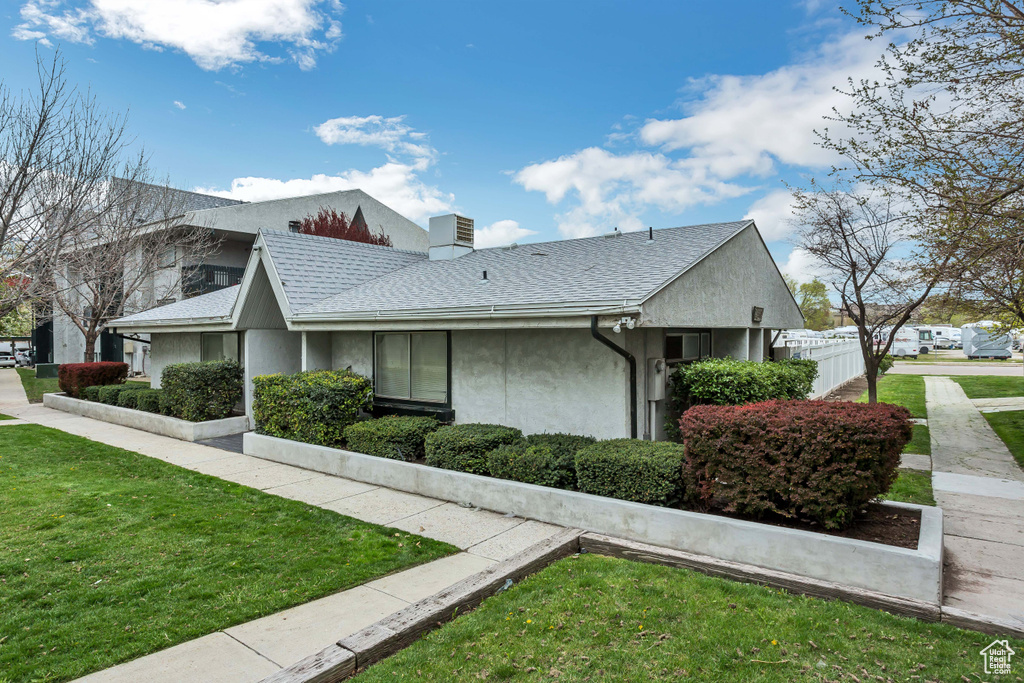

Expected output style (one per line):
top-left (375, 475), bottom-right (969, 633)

top-left (924, 376), bottom-right (1024, 627)
top-left (0, 374), bottom-right (563, 683)
top-left (891, 363), bottom-right (1023, 376)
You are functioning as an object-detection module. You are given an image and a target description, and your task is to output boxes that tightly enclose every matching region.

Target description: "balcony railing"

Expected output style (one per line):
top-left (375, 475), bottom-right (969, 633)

top-left (182, 264), bottom-right (245, 298)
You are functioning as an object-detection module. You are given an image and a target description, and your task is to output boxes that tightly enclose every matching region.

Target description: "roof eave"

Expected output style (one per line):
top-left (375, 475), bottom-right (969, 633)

top-left (290, 299), bottom-right (644, 324)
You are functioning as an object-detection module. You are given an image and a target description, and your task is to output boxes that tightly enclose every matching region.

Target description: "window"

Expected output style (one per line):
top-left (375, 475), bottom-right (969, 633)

top-left (666, 331), bottom-right (711, 363)
top-left (288, 220), bottom-right (301, 233)
top-left (374, 332), bottom-right (448, 403)
top-left (201, 332), bottom-right (242, 363)
top-left (158, 246), bottom-right (176, 269)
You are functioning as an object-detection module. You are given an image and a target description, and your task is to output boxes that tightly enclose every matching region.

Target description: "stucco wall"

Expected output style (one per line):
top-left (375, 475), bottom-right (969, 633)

top-left (642, 225), bottom-right (803, 329)
top-left (244, 330), bottom-right (302, 418)
top-left (330, 331), bottom-right (373, 376)
top-left (149, 332), bottom-right (201, 388)
top-left (302, 332), bottom-right (332, 371)
top-left (713, 328), bottom-right (749, 360)
top-left (451, 329), bottom-right (630, 440)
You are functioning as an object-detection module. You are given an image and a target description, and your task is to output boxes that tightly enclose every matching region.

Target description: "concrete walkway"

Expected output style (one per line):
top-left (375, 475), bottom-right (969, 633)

top-left (0, 372), bottom-right (563, 682)
top-left (924, 376), bottom-right (1024, 626)
top-left (974, 396), bottom-right (1024, 414)
top-left (891, 363), bottom-right (1023, 376)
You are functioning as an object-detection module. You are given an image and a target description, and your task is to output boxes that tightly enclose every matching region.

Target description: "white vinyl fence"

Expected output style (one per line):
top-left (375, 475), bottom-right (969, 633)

top-left (775, 338), bottom-right (865, 399)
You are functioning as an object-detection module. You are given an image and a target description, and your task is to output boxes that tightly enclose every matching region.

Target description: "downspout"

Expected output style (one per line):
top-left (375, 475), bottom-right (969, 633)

top-left (591, 315), bottom-right (637, 439)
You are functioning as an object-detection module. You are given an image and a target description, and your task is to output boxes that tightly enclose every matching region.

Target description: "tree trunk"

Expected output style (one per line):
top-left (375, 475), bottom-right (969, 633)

top-left (83, 332), bottom-right (98, 362)
top-left (863, 355), bottom-right (880, 403)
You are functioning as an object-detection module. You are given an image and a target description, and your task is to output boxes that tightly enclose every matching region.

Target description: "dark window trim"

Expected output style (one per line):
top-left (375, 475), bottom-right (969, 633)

top-left (371, 330), bottom-right (453, 419)
top-left (665, 328), bottom-right (714, 365)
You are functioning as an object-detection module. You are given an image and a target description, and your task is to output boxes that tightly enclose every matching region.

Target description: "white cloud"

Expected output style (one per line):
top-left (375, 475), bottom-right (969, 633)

top-left (514, 146), bottom-right (750, 238)
top-left (638, 31), bottom-right (880, 177)
top-left (173, 100), bottom-right (186, 110)
top-left (13, 0), bottom-right (344, 71)
top-left (194, 160), bottom-right (453, 224)
top-left (313, 115), bottom-right (435, 166)
top-left (743, 189), bottom-right (799, 242)
top-left (778, 246), bottom-right (829, 284)
top-left (514, 31), bottom-right (885, 239)
top-left (473, 219), bottom-right (538, 249)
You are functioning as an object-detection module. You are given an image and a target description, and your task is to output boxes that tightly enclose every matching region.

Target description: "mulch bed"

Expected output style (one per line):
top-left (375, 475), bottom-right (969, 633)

top-left (705, 502), bottom-right (921, 550)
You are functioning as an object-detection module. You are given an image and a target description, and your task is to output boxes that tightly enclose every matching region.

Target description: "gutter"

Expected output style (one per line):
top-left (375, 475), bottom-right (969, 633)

top-left (590, 315), bottom-right (637, 439)
top-left (293, 299), bottom-right (643, 323)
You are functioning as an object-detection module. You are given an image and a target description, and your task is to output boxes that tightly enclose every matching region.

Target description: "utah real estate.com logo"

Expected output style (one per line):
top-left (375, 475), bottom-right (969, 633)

top-left (981, 639), bottom-right (1015, 675)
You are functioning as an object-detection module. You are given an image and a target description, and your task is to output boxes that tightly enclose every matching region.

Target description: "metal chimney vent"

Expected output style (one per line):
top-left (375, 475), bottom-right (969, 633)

top-left (455, 215), bottom-right (475, 245)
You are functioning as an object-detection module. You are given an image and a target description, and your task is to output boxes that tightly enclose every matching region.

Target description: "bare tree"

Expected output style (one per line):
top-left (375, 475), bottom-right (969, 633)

top-left (0, 50), bottom-right (134, 321)
top-left (51, 171), bottom-right (216, 361)
top-left (793, 185), bottom-right (954, 402)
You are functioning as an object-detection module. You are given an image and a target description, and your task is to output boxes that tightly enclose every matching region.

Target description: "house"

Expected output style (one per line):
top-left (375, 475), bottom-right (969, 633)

top-left (111, 216), bottom-right (803, 440)
top-left (38, 188), bottom-right (428, 373)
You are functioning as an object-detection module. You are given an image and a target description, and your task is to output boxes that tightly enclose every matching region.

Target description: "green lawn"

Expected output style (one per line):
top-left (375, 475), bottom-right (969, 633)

top-left (882, 469), bottom-right (935, 506)
top-left (857, 374), bottom-right (927, 418)
top-left (0, 413), bottom-right (13, 420)
top-left (985, 410), bottom-right (1024, 469)
top-left (952, 376), bottom-right (1024, 399)
top-left (15, 367), bottom-right (60, 403)
top-left (0, 424), bottom-right (456, 683)
top-left (354, 554), bottom-right (1010, 682)
top-left (905, 424), bottom-right (931, 455)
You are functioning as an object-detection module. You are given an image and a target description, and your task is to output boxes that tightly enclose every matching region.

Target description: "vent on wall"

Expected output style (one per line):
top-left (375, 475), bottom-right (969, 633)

top-left (455, 215), bottom-right (475, 245)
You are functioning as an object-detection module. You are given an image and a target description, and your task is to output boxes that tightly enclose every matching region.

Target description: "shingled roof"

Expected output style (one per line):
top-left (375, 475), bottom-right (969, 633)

top-left (113, 220), bottom-right (756, 327)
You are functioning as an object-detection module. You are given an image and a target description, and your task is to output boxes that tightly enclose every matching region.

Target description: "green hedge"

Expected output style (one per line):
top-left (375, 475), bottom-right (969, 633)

top-left (116, 388), bottom-right (143, 409)
top-left (252, 370), bottom-right (373, 447)
top-left (343, 416), bottom-right (441, 461)
top-left (135, 389), bottom-right (164, 414)
top-left (424, 424), bottom-right (523, 475)
top-left (96, 383), bottom-right (146, 406)
top-left (666, 357), bottom-right (818, 439)
top-left (575, 439), bottom-right (685, 506)
top-left (81, 385), bottom-right (102, 402)
top-left (161, 360), bottom-right (243, 422)
top-left (487, 433), bottom-right (597, 490)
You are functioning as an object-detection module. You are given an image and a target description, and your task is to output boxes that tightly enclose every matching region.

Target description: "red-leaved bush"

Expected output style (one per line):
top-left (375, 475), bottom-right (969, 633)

top-left (58, 362), bottom-right (129, 398)
top-left (678, 400), bottom-right (912, 530)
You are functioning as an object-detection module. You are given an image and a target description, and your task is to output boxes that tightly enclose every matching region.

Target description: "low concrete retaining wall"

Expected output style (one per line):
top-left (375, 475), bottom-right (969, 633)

top-left (244, 432), bottom-right (944, 604)
top-left (44, 393), bottom-right (250, 442)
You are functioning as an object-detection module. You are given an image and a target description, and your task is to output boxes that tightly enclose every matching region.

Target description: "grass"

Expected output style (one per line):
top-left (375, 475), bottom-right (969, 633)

top-left (951, 376), bottom-right (1024, 399)
top-left (0, 413), bottom-right (13, 420)
top-left (15, 366), bottom-right (59, 403)
top-left (985, 410), bottom-right (1024, 470)
top-left (0, 424), bottom-right (456, 682)
top-left (353, 554), bottom-right (1012, 682)
top-left (857, 374), bottom-right (927, 418)
top-left (126, 377), bottom-right (151, 386)
top-left (882, 469), bottom-right (935, 506)
top-left (905, 424), bottom-right (931, 455)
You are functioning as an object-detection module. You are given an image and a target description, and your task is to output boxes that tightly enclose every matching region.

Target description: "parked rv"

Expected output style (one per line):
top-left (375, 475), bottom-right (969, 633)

top-left (923, 325), bottom-right (956, 350)
top-left (962, 322), bottom-right (1013, 359)
top-left (875, 327), bottom-right (919, 358)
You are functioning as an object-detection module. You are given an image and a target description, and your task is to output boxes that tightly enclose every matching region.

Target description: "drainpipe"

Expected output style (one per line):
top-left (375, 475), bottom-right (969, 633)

top-left (591, 315), bottom-right (637, 439)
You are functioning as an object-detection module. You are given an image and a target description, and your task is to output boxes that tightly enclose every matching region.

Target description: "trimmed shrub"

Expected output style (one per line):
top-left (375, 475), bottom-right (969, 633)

top-left (81, 385), bottom-right (103, 402)
top-left (487, 433), bottom-right (597, 490)
top-left (666, 357), bottom-right (818, 440)
top-left (116, 388), bottom-right (143, 409)
top-left (135, 389), bottom-right (164, 414)
top-left (58, 362), bottom-right (128, 398)
top-left (575, 439), bottom-right (685, 506)
top-left (424, 423), bottom-right (523, 475)
top-left (158, 391), bottom-right (175, 416)
top-left (878, 354), bottom-right (895, 375)
top-left (343, 415), bottom-right (441, 461)
top-left (679, 400), bottom-right (912, 530)
top-left (252, 370), bottom-right (373, 447)
top-left (161, 360), bottom-right (243, 422)
top-left (96, 383), bottom-right (146, 406)
top-left (487, 444), bottom-right (563, 488)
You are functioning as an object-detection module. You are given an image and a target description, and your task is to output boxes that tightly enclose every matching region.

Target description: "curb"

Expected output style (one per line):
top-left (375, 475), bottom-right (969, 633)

top-left (260, 528), bottom-right (583, 683)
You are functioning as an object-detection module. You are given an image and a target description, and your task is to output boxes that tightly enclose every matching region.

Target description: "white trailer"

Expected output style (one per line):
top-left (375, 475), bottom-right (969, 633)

top-left (876, 327), bottom-right (919, 358)
top-left (922, 325), bottom-right (956, 350)
top-left (962, 323), bottom-right (1013, 359)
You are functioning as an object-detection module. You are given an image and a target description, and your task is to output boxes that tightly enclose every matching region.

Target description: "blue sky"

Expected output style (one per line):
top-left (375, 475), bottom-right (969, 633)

top-left (1, 1), bottom-right (886, 275)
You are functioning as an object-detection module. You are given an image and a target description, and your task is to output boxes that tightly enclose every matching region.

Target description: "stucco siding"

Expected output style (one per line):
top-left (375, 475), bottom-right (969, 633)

top-left (452, 329), bottom-right (629, 439)
top-left (330, 331), bottom-right (373, 377)
top-left (642, 225), bottom-right (803, 329)
top-left (244, 330), bottom-right (302, 418)
top-left (149, 332), bottom-right (201, 388)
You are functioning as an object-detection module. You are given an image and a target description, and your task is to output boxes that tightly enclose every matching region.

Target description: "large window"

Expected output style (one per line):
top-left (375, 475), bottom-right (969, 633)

top-left (201, 332), bottom-right (242, 364)
top-left (374, 332), bottom-right (448, 403)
